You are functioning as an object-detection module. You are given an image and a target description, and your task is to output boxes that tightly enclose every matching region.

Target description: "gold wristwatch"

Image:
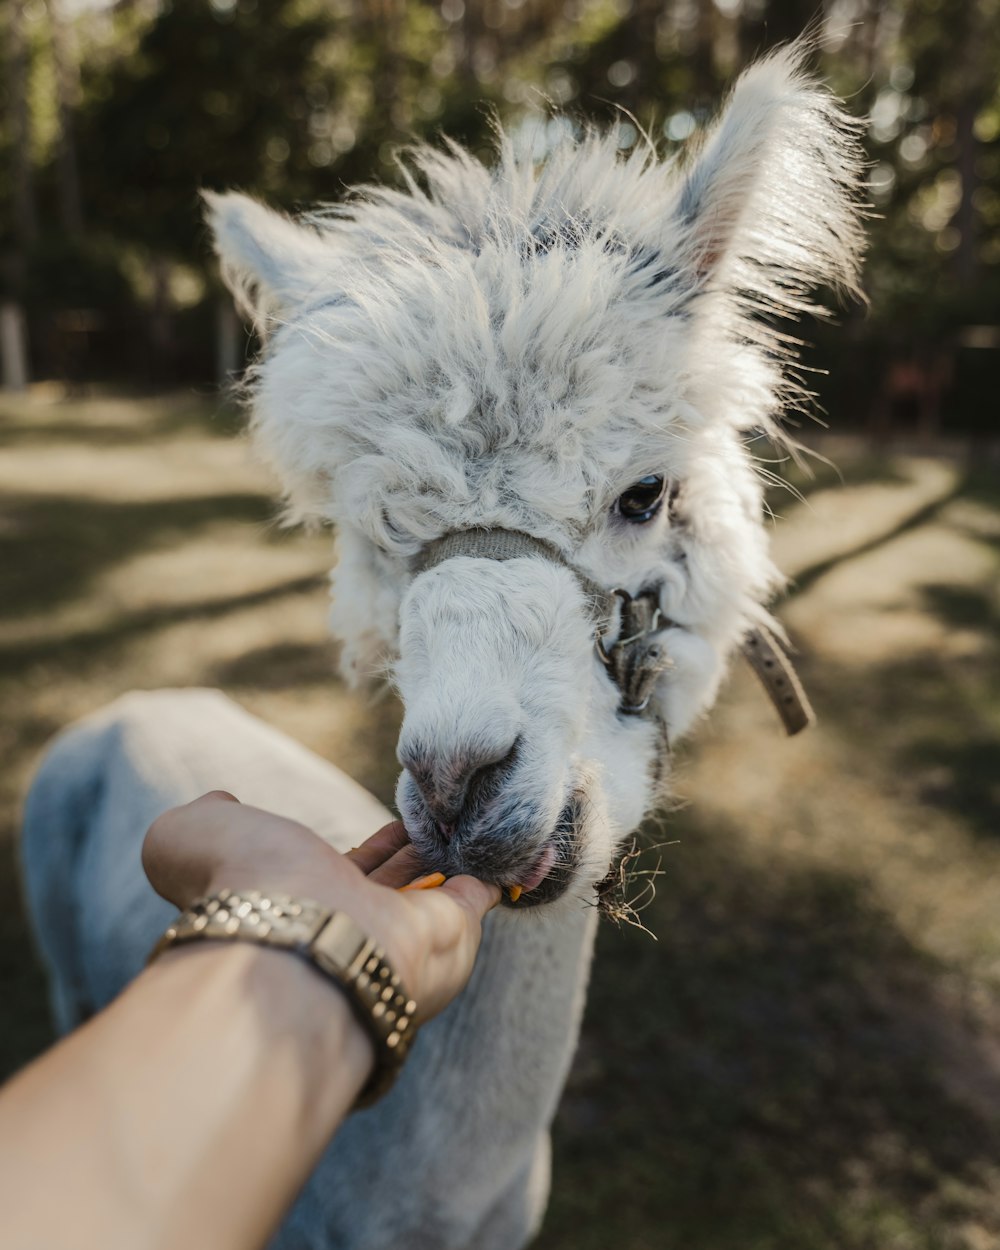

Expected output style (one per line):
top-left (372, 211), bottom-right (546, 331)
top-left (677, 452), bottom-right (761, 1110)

top-left (149, 888), bottom-right (417, 1106)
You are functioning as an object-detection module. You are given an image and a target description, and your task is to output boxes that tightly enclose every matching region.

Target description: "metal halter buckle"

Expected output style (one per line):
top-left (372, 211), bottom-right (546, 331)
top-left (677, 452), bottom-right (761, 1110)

top-left (595, 588), bottom-right (674, 716)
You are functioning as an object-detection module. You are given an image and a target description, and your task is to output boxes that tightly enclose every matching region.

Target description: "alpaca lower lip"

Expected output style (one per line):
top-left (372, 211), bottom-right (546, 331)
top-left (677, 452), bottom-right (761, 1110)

top-left (519, 842), bottom-right (559, 893)
top-left (500, 797), bottom-right (583, 908)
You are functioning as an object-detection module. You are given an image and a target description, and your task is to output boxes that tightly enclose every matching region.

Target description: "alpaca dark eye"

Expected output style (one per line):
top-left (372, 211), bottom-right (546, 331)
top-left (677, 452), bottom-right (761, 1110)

top-left (615, 475), bottom-right (668, 524)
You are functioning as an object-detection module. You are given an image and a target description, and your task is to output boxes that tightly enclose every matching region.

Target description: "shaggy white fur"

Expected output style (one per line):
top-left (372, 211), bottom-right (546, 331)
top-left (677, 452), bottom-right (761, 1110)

top-left (21, 41), bottom-right (867, 1250)
top-left (204, 41), bottom-right (864, 908)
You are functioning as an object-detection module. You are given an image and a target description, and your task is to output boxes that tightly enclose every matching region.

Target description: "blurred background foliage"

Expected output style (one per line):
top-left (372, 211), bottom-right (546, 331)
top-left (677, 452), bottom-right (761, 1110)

top-left (0, 0), bottom-right (998, 427)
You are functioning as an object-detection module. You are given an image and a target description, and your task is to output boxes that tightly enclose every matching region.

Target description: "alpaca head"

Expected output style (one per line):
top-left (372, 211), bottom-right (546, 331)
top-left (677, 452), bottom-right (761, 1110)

top-left (208, 44), bottom-right (865, 910)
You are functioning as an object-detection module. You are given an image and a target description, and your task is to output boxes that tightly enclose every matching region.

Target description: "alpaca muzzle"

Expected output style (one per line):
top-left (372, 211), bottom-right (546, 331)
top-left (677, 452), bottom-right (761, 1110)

top-left (414, 527), bottom-right (673, 719)
top-left (414, 527), bottom-right (814, 734)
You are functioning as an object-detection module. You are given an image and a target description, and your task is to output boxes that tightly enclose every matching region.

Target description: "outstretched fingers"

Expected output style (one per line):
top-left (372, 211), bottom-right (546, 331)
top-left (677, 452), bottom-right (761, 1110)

top-left (369, 844), bottom-right (425, 888)
top-left (344, 820), bottom-right (500, 922)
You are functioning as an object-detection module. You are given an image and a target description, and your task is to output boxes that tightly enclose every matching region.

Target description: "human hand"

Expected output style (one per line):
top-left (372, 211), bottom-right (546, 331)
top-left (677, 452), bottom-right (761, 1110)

top-left (143, 792), bottom-right (501, 1020)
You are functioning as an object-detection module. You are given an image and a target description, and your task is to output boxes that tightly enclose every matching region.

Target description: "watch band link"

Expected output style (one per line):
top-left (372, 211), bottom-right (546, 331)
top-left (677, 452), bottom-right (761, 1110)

top-left (149, 888), bottom-right (417, 1106)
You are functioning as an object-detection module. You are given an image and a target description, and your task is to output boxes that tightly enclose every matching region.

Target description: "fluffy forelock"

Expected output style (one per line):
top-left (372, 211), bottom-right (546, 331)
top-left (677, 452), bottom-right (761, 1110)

top-left (230, 42), bottom-right (864, 555)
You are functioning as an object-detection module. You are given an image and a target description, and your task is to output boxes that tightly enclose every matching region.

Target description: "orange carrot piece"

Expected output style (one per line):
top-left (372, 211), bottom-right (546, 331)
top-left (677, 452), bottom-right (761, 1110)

top-left (398, 872), bottom-right (446, 892)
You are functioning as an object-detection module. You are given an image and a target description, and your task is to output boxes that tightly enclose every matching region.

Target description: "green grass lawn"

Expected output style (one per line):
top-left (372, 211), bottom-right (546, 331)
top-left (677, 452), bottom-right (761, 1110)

top-left (2, 390), bottom-right (999, 1249)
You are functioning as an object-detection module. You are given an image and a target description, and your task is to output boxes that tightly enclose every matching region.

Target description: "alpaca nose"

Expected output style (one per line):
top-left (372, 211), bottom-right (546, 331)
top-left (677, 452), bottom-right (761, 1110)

top-left (398, 733), bottom-right (522, 837)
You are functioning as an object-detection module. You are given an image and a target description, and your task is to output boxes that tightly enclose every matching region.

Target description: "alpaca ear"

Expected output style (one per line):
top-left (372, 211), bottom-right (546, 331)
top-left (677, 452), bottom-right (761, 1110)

top-left (673, 41), bottom-right (866, 310)
top-left (203, 190), bottom-right (337, 330)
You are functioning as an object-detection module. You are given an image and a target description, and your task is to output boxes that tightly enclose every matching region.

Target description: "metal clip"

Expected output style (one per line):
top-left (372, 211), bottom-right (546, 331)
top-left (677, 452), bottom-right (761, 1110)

top-left (595, 589), bottom-right (674, 716)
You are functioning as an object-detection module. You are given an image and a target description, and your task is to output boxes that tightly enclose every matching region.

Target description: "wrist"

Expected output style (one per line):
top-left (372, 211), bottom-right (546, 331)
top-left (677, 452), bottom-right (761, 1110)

top-left (203, 868), bottom-right (419, 998)
top-left (157, 939), bottom-right (375, 1048)
top-left (152, 887), bottom-right (418, 1105)
top-left (154, 941), bottom-right (375, 1117)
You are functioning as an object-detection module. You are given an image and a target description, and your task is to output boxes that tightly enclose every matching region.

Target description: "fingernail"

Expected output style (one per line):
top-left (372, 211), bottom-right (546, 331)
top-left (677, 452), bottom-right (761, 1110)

top-left (398, 872), bottom-right (447, 892)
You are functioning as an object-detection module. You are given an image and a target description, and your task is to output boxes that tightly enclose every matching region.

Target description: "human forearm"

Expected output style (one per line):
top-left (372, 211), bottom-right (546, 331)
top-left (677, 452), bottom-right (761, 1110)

top-left (0, 795), bottom-right (499, 1250)
top-left (0, 942), bottom-right (372, 1250)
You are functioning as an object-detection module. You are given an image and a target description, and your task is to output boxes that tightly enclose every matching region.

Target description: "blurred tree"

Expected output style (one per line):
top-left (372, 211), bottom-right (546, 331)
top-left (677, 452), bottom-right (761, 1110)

top-left (3, 0), bottom-right (39, 256)
top-left (76, 0), bottom-right (338, 257)
top-left (44, 0), bottom-right (84, 237)
top-left (0, 0), bottom-right (995, 417)
top-left (1, 0), bottom-right (37, 388)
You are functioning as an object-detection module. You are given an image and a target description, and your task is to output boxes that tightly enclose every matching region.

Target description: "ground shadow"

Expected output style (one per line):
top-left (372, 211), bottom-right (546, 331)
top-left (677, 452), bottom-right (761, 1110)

top-left (920, 582), bottom-right (1000, 635)
top-left (543, 809), bottom-right (1000, 1250)
top-left (878, 577), bottom-right (1000, 841)
top-left (785, 489), bottom-right (958, 600)
top-left (793, 587), bottom-right (999, 843)
top-left (760, 446), bottom-right (909, 517)
top-left (0, 490), bottom-right (284, 623)
top-left (0, 571), bottom-right (327, 679)
top-left (211, 640), bottom-right (341, 691)
top-left (783, 465), bottom-right (1000, 602)
top-left (908, 736), bottom-right (1000, 838)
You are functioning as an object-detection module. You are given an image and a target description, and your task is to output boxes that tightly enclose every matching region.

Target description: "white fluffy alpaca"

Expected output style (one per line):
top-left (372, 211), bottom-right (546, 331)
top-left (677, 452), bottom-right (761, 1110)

top-left (21, 43), bottom-right (864, 1250)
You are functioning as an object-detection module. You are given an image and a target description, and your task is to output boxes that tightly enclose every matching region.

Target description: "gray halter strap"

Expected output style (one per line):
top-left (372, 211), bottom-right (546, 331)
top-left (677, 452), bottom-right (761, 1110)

top-left (415, 526), bottom-right (814, 735)
top-left (416, 527), bottom-right (615, 623)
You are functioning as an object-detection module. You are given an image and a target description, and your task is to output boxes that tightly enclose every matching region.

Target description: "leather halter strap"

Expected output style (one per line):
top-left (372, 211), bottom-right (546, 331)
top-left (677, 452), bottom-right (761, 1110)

top-left (416, 527), bottom-right (615, 623)
top-left (740, 622), bottom-right (815, 736)
top-left (414, 527), bottom-right (814, 736)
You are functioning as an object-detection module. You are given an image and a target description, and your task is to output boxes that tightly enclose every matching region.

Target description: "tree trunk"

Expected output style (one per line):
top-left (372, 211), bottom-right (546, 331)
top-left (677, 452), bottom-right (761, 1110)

top-left (954, 97), bottom-right (978, 285)
top-left (691, 0), bottom-right (715, 99)
top-left (4, 0), bottom-right (37, 389)
top-left (951, 3), bottom-right (985, 286)
top-left (149, 257), bottom-right (174, 384)
top-left (1, 302), bottom-right (31, 392)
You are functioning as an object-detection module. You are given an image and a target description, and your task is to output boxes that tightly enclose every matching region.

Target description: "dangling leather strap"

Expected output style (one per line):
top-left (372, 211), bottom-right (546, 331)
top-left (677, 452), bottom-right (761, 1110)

top-left (740, 625), bottom-right (815, 736)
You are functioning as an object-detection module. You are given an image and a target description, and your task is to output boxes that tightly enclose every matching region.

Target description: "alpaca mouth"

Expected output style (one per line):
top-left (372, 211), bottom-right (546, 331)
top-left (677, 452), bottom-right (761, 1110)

top-left (399, 774), bottom-right (583, 908)
top-left (498, 798), bottom-right (582, 909)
